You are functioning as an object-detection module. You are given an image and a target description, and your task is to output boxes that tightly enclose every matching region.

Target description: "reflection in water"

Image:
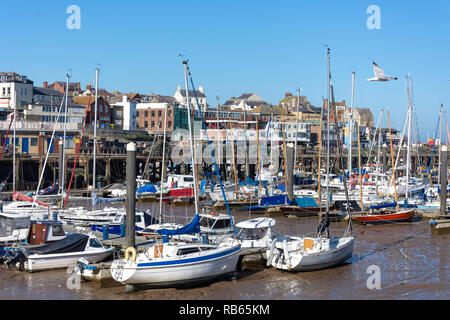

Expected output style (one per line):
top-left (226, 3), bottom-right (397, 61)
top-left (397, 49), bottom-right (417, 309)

top-left (0, 202), bottom-right (448, 299)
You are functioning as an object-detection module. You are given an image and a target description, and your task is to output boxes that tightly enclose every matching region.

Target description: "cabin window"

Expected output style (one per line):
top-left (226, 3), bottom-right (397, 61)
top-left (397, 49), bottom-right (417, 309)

top-left (213, 219), bottom-right (231, 230)
top-left (199, 246), bottom-right (213, 252)
top-left (52, 225), bottom-right (65, 237)
top-left (200, 217), bottom-right (215, 228)
top-left (183, 177), bottom-right (193, 182)
top-left (177, 247), bottom-right (200, 255)
top-left (89, 238), bottom-right (103, 248)
top-left (237, 227), bottom-right (268, 240)
top-left (135, 215), bottom-right (142, 223)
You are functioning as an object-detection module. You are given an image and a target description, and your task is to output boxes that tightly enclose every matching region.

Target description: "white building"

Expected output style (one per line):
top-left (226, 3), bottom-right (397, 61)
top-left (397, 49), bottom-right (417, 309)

top-left (223, 93), bottom-right (268, 111)
top-left (110, 95), bottom-right (136, 130)
top-left (0, 72), bottom-right (34, 111)
top-left (173, 85), bottom-right (207, 110)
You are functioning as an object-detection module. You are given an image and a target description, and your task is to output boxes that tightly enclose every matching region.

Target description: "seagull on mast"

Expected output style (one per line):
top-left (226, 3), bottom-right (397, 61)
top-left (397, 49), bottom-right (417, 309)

top-left (367, 62), bottom-right (398, 82)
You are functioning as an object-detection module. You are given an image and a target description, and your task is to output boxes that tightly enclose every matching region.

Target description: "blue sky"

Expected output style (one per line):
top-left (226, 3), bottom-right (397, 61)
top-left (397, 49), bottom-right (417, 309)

top-left (1, 0), bottom-right (449, 141)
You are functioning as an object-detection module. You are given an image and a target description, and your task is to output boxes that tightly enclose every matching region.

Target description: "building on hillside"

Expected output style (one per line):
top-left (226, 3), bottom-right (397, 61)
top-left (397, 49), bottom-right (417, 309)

top-left (73, 96), bottom-right (111, 128)
top-left (173, 85), bottom-right (207, 110)
top-left (80, 85), bottom-right (114, 102)
top-left (110, 95), bottom-right (137, 130)
top-left (222, 93), bottom-right (268, 111)
top-left (44, 81), bottom-right (81, 96)
top-left (0, 72), bottom-right (34, 111)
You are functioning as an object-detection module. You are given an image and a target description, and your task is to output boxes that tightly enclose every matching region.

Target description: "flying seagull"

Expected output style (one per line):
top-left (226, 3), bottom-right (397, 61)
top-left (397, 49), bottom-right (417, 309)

top-left (367, 62), bottom-right (398, 81)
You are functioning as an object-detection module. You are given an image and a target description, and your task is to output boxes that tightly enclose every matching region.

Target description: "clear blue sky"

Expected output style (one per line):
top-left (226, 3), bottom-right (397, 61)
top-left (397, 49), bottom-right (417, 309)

top-left (1, 0), bottom-right (449, 141)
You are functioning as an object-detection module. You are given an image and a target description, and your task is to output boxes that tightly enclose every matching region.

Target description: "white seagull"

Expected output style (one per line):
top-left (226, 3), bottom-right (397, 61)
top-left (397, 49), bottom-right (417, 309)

top-left (367, 61), bottom-right (398, 81)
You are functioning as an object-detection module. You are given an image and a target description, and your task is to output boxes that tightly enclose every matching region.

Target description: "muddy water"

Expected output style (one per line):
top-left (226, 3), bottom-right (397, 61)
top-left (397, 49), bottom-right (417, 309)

top-left (1, 203), bottom-right (449, 300)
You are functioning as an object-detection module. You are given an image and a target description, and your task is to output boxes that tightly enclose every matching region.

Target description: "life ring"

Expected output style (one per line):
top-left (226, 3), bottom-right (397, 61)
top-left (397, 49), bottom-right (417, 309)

top-left (124, 247), bottom-right (137, 262)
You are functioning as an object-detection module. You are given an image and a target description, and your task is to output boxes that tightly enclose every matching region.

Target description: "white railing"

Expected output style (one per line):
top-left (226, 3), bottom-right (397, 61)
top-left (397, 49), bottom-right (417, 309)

top-left (0, 120), bottom-right (79, 131)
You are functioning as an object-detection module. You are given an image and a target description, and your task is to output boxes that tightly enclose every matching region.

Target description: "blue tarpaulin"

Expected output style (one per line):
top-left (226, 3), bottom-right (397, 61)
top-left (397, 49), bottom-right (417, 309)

top-left (261, 194), bottom-right (294, 206)
top-left (157, 214), bottom-right (201, 236)
top-left (369, 202), bottom-right (397, 210)
top-left (92, 192), bottom-right (125, 206)
top-left (295, 197), bottom-right (318, 208)
top-left (136, 184), bottom-right (157, 194)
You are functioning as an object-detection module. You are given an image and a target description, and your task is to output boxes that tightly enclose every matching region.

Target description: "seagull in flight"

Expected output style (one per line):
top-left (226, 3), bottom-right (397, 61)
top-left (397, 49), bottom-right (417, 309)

top-left (367, 62), bottom-right (398, 81)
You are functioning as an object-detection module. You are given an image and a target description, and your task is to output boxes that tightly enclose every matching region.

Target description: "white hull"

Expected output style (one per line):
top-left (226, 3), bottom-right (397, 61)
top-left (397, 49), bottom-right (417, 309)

top-left (268, 236), bottom-right (354, 272)
top-left (110, 245), bottom-right (241, 286)
top-left (24, 248), bottom-right (113, 272)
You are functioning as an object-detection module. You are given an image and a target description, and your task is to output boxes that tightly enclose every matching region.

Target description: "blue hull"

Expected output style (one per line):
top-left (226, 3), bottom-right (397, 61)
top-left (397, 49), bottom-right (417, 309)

top-left (91, 224), bottom-right (144, 235)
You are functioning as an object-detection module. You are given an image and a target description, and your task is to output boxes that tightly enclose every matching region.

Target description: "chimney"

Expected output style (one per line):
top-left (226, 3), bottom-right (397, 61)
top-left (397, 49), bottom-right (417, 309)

top-left (177, 85), bottom-right (181, 91)
top-left (199, 86), bottom-right (204, 94)
top-left (43, 81), bottom-right (48, 88)
top-left (285, 92), bottom-right (292, 97)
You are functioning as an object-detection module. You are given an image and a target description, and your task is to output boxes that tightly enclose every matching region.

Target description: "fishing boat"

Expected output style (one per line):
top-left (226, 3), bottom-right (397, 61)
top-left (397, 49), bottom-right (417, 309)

top-left (235, 217), bottom-right (276, 256)
top-left (17, 233), bottom-right (113, 272)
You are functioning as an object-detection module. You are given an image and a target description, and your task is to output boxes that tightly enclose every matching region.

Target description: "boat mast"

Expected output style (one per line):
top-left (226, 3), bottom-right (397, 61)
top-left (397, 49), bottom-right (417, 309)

top-left (228, 119), bottom-right (239, 194)
top-left (61, 73), bottom-right (70, 205)
top-left (92, 68), bottom-right (99, 200)
top-left (406, 75), bottom-right (413, 199)
top-left (438, 103), bottom-right (443, 186)
top-left (325, 48), bottom-right (331, 221)
top-left (349, 72), bottom-right (355, 172)
top-left (183, 60), bottom-right (199, 214)
top-left (387, 111), bottom-right (399, 209)
top-left (294, 88), bottom-right (302, 175)
top-left (159, 106), bottom-right (167, 222)
top-left (12, 86), bottom-right (16, 193)
top-left (256, 118), bottom-right (262, 202)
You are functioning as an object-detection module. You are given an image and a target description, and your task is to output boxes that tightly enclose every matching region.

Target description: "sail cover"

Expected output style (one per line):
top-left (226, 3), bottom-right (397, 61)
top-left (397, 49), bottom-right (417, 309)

top-left (92, 192), bottom-right (125, 206)
top-left (28, 234), bottom-right (89, 255)
top-left (137, 184), bottom-right (157, 194)
top-left (13, 191), bottom-right (49, 208)
top-left (157, 214), bottom-right (200, 236)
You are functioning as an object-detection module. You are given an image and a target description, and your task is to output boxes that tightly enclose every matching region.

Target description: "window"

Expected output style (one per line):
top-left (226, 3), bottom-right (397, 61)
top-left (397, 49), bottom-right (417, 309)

top-left (237, 227), bottom-right (268, 240)
top-left (7, 88), bottom-right (10, 95)
top-left (151, 111), bottom-right (155, 117)
top-left (31, 138), bottom-right (38, 146)
top-left (145, 111), bottom-right (148, 117)
top-left (52, 225), bottom-right (65, 237)
top-left (158, 110), bottom-right (162, 117)
top-left (168, 110), bottom-right (172, 117)
top-left (89, 238), bottom-right (103, 248)
top-left (151, 121), bottom-right (155, 128)
top-left (213, 219), bottom-right (231, 230)
top-left (168, 121), bottom-right (172, 128)
top-left (144, 121), bottom-right (148, 128)
top-left (135, 215), bottom-right (142, 223)
top-left (177, 247), bottom-right (200, 256)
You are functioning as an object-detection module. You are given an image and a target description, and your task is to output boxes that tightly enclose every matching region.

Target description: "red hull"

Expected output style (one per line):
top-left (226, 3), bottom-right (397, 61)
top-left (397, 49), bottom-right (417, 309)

top-left (354, 209), bottom-right (415, 224)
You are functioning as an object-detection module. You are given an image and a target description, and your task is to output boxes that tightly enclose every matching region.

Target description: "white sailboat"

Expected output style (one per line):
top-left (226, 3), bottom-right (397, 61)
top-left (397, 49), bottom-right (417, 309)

top-left (110, 59), bottom-right (241, 288)
top-left (267, 49), bottom-right (355, 272)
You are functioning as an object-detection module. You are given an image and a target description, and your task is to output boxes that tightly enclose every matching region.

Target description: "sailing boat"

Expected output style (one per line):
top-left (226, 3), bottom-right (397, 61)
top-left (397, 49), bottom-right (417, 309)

top-left (266, 49), bottom-right (355, 272)
top-left (110, 59), bottom-right (241, 288)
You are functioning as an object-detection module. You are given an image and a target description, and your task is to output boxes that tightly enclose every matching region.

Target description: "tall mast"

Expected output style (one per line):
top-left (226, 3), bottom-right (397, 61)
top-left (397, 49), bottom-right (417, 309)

top-left (406, 75), bottom-right (413, 199)
top-left (12, 86), bottom-right (16, 193)
top-left (61, 73), bottom-right (70, 205)
top-left (438, 103), bottom-right (443, 185)
top-left (92, 68), bottom-right (99, 199)
top-left (294, 88), bottom-right (301, 175)
top-left (183, 60), bottom-right (199, 214)
top-left (159, 106), bottom-right (167, 222)
top-left (326, 48), bottom-right (331, 217)
top-left (349, 72), bottom-right (355, 172)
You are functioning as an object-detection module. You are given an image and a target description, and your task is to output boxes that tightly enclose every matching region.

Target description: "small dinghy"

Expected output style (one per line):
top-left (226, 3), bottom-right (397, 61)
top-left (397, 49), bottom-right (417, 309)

top-left (15, 233), bottom-right (113, 272)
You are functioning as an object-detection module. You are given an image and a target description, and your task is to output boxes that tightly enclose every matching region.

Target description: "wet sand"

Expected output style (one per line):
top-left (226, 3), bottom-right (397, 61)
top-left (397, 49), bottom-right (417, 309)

top-left (1, 203), bottom-right (449, 300)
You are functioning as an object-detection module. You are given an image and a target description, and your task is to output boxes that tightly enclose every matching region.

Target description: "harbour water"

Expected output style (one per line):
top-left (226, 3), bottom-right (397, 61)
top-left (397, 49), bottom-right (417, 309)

top-left (1, 203), bottom-right (448, 300)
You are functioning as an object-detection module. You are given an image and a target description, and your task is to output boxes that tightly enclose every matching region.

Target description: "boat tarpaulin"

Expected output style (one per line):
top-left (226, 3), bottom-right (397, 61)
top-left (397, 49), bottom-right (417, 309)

top-left (369, 202), bottom-right (397, 210)
top-left (92, 192), bottom-right (125, 206)
top-left (136, 184), bottom-right (157, 194)
top-left (295, 197), bottom-right (318, 208)
top-left (13, 191), bottom-right (49, 208)
top-left (333, 200), bottom-right (361, 212)
top-left (28, 234), bottom-right (89, 255)
top-left (261, 194), bottom-right (294, 206)
top-left (157, 214), bottom-right (200, 236)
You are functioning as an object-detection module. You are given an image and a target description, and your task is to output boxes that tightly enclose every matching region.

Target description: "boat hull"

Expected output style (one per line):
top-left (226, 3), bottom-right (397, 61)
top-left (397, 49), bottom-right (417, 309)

top-left (353, 209), bottom-right (415, 224)
top-left (24, 248), bottom-right (114, 272)
top-left (269, 237), bottom-right (354, 272)
top-left (110, 246), bottom-right (241, 286)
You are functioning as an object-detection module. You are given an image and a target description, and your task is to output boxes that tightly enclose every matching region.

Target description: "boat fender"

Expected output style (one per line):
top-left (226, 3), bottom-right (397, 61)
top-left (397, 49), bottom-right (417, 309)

top-left (282, 239), bottom-right (291, 271)
top-left (125, 247), bottom-right (137, 262)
